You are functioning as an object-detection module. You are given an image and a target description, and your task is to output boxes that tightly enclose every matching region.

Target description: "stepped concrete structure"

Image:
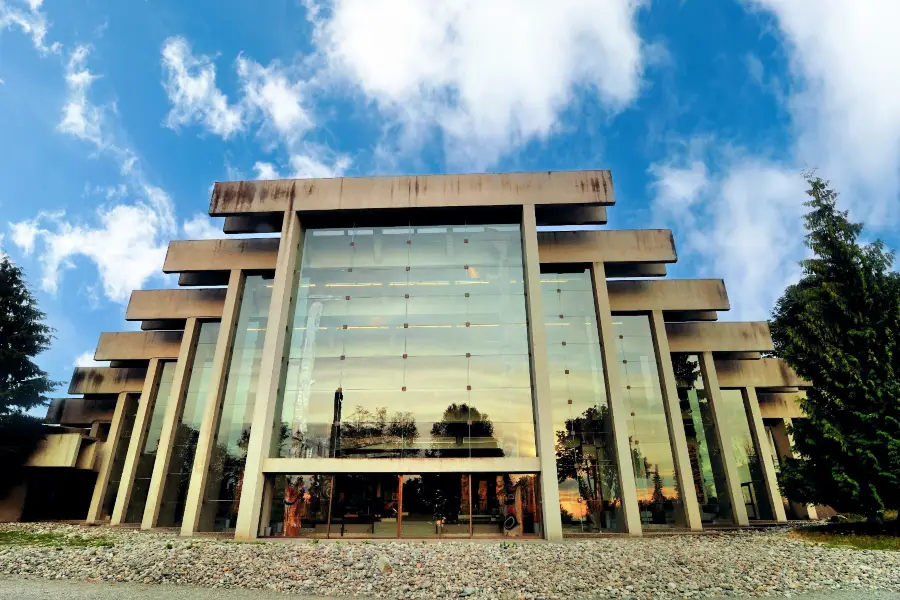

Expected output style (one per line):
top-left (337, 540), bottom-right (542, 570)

top-left (6, 170), bottom-right (817, 538)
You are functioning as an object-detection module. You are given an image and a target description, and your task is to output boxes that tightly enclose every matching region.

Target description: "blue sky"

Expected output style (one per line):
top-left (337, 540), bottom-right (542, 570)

top-left (1, 0), bottom-right (898, 394)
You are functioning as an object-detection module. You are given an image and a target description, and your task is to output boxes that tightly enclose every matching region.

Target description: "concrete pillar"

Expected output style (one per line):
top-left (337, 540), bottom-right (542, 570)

top-left (697, 352), bottom-right (749, 526)
top-left (141, 318), bottom-right (201, 530)
top-left (649, 310), bottom-right (702, 531)
top-left (110, 359), bottom-right (164, 525)
top-left (770, 418), bottom-right (818, 520)
top-left (234, 211), bottom-right (304, 541)
top-left (85, 391), bottom-right (131, 523)
top-left (180, 270), bottom-right (245, 536)
top-left (743, 387), bottom-right (787, 522)
top-left (591, 262), bottom-right (642, 535)
top-left (521, 204), bottom-right (563, 542)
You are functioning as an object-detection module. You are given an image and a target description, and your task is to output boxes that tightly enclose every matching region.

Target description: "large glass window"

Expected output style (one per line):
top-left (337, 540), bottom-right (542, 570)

top-left (471, 473), bottom-right (540, 537)
top-left (401, 474), bottom-right (470, 537)
top-left (672, 353), bottom-right (733, 524)
top-left (613, 315), bottom-right (684, 528)
top-left (100, 394), bottom-right (138, 519)
top-left (263, 474), bottom-right (332, 537)
top-left (199, 275), bottom-right (272, 532)
top-left (719, 389), bottom-right (774, 520)
top-left (157, 321), bottom-right (220, 528)
top-left (271, 225), bottom-right (534, 461)
top-left (124, 361), bottom-right (177, 523)
top-left (543, 269), bottom-right (621, 534)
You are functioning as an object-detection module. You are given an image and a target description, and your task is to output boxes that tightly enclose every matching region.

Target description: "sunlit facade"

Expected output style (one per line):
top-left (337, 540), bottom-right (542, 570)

top-left (17, 170), bottom-right (817, 538)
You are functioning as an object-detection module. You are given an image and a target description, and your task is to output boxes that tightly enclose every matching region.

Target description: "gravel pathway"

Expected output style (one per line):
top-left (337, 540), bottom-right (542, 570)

top-left (1, 523), bottom-right (898, 599)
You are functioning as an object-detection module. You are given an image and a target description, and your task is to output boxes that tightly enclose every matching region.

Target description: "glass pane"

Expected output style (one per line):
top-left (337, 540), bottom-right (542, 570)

top-left (125, 361), bottom-right (177, 523)
top-left (400, 474), bottom-right (471, 537)
top-left (199, 275), bottom-right (272, 532)
top-left (471, 473), bottom-right (541, 537)
top-left (719, 389), bottom-right (774, 520)
top-left (101, 395), bottom-right (139, 519)
top-left (264, 474), bottom-right (332, 538)
top-left (614, 314), bottom-right (685, 529)
top-left (329, 474), bottom-right (399, 538)
top-left (157, 321), bottom-right (220, 528)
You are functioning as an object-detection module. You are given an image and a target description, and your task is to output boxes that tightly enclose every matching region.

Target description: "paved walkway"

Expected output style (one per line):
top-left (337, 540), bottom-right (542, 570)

top-left (1, 578), bottom-right (898, 600)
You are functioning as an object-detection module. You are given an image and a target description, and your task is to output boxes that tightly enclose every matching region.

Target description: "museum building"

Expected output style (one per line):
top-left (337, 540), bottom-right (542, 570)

top-left (8, 170), bottom-right (816, 540)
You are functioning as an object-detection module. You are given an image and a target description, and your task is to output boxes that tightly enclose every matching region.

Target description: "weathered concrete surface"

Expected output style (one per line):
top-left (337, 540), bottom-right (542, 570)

top-left (665, 321), bottom-right (774, 353)
top-left (759, 391), bottom-right (806, 419)
top-left (163, 239), bottom-right (279, 273)
top-left (45, 396), bottom-right (116, 426)
top-left (715, 357), bottom-right (809, 389)
top-left (607, 279), bottom-right (729, 312)
top-left (209, 170), bottom-right (614, 215)
top-left (539, 229), bottom-right (676, 264)
top-left (95, 331), bottom-right (183, 361)
top-left (125, 289), bottom-right (226, 321)
top-left (68, 367), bottom-right (147, 395)
top-left (24, 433), bottom-right (83, 468)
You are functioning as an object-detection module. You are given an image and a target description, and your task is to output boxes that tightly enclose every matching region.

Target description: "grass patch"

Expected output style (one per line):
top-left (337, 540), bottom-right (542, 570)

top-left (0, 530), bottom-right (114, 548)
top-left (790, 529), bottom-right (900, 551)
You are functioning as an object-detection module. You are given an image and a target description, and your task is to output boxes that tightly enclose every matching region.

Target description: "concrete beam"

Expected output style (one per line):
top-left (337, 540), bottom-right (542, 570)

top-left (743, 387), bottom-right (788, 522)
top-left (95, 331), bottom-right (183, 361)
top-left (223, 214), bottom-right (283, 234)
top-left (715, 358), bottom-right (808, 389)
top-left (86, 392), bottom-right (131, 523)
top-left (25, 433), bottom-right (83, 468)
top-left (662, 311), bottom-right (719, 322)
top-left (44, 396), bottom-right (116, 427)
top-left (535, 205), bottom-right (608, 226)
top-left (758, 392), bottom-right (806, 419)
top-left (126, 289), bottom-right (227, 321)
top-left (210, 170), bottom-right (614, 215)
top-left (262, 457), bottom-right (542, 474)
top-left (141, 319), bottom-right (187, 331)
top-left (605, 263), bottom-right (667, 278)
top-left (163, 238), bottom-right (279, 273)
top-left (178, 272), bottom-right (230, 287)
top-left (665, 322), bottom-right (774, 353)
top-left (538, 229), bottom-right (676, 265)
top-left (608, 279), bottom-right (730, 312)
top-left (68, 367), bottom-right (147, 395)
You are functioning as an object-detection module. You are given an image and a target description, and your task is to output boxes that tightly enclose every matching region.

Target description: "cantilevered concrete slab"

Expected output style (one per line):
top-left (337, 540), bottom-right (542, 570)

top-left (715, 358), bottom-right (808, 389)
top-left (758, 392), bottom-right (806, 419)
top-left (125, 289), bottom-right (227, 321)
top-left (538, 229), bottom-right (677, 265)
top-left (45, 396), bottom-right (117, 427)
top-left (95, 331), bottom-right (183, 361)
top-left (68, 367), bottom-right (147, 395)
top-left (163, 239), bottom-right (279, 273)
top-left (665, 322), bottom-right (774, 353)
top-left (607, 279), bottom-right (729, 313)
top-left (210, 170), bottom-right (615, 215)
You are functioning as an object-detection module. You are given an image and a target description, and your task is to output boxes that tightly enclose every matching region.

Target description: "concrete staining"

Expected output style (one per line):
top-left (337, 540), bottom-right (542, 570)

top-left (1, 523), bottom-right (898, 599)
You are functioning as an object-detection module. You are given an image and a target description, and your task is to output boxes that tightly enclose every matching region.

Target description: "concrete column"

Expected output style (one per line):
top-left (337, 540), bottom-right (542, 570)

top-left (770, 418), bottom-right (818, 519)
top-left (85, 391), bottom-right (131, 523)
top-left (141, 317), bottom-right (201, 530)
top-left (521, 204), bottom-right (563, 542)
top-left (110, 359), bottom-right (164, 525)
top-left (591, 262), bottom-right (642, 535)
top-left (743, 387), bottom-right (788, 522)
top-left (234, 211), bottom-right (304, 541)
top-left (649, 310), bottom-right (702, 531)
top-left (180, 270), bottom-right (245, 536)
top-left (697, 352), bottom-right (749, 526)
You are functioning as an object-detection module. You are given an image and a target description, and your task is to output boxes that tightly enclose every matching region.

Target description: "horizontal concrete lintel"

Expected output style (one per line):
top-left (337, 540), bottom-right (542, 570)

top-left (538, 229), bottom-right (677, 265)
top-left (163, 238), bottom-right (279, 273)
top-left (45, 396), bottom-right (117, 427)
top-left (141, 319), bottom-right (187, 331)
top-left (535, 204), bottom-right (607, 226)
top-left (715, 358), bottom-right (809, 389)
top-left (178, 272), bottom-right (230, 287)
top-left (126, 288), bottom-right (227, 321)
top-left (210, 170), bottom-right (614, 215)
top-left (223, 214), bottom-right (284, 234)
top-left (666, 321), bottom-right (774, 353)
top-left (69, 366), bottom-right (147, 395)
top-left (662, 310), bottom-right (720, 322)
top-left (605, 262), bottom-right (667, 278)
top-left (261, 457), bottom-right (542, 474)
top-left (759, 392), bottom-right (806, 419)
top-left (608, 279), bottom-right (729, 312)
top-left (95, 331), bottom-right (183, 361)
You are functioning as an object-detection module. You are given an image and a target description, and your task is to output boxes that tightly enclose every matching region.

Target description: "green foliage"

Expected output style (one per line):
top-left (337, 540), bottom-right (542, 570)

top-left (0, 254), bottom-right (58, 414)
top-left (770, 176), bottom-right (900, 521)
top-left (0, 530), bottom-right (114, 548)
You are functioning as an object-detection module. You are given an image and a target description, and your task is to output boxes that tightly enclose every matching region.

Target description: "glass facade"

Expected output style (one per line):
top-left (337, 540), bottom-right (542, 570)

top-left (672, 354), bottom-right (733, 524)
top-left (157, 321), bottom-right (220, 528)
top-left (263, 473), bottom-right (539, 538)
top-left (199, 275), bottom-right (272, 532)
top-left (101, 394), bottom-right (138, 519)
top-left (719, 390), bottom-right (774, 520)
top-left (613, 315), bottom-right (684, 528)
top-left (271, 225), bottom-right (534, 461)
top-left (543, 269), bottom-right (621, 533)
top-left (124, 361), bottom-right (177, 523)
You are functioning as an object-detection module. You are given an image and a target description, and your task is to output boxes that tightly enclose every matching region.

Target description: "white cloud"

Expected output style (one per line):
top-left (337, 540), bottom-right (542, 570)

top-left (253, 161), bottom-right (280, 180)
top-left (0, 0), bottom-right (59, 54)
top-left (161, 36), bottom-right (244, 138)
top-left (308, 0), bottom-right (648, 167)
top-left (74, 351), bottom-right (104, 368)
top-left (183, 214), bottom-right (227, 240)
top-left (237, 57), bottom-right (313, 141)
top-left (57, 45), bottom-right (103, 146)
top-left (290, 152), bottom-right (350, 179)
top-left (9, 218), bottom-right (41, 254)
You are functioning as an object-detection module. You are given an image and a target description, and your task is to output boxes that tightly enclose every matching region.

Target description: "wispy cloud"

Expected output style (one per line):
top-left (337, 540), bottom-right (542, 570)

top-left (0, 0), bottom-right (59, 54)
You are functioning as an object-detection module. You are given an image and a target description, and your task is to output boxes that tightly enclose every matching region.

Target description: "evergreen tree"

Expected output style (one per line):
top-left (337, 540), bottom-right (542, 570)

top-left (770, 176), bottom-right (900, 522)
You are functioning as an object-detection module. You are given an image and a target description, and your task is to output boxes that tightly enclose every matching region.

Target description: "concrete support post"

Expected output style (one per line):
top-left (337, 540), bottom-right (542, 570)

top-left (698, 352), bottom-right (749, 526)
top-left (85, 391), bottom-right (131, 523)
top-left (771, 418), bottom-right (818, 520)
top-left (141, 318), bottom-right (201, 530)
top-left (649, 310), bottom-right (702, 531)
top-left (743, 387), bottom-right (788, 522)
top-left (521, 204), bottom-right (563, 542)
top-left (234, 211), bottom-right (303, 541)
top-left (591, 262), bottom-right (642, 535)
top-left (180, 270), bottom-right (245, 536)
top-left (110, 359), bottom-right (164, 525)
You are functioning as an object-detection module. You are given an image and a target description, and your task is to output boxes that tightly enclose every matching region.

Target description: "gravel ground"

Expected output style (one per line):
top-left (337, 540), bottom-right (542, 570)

top-left (1, 522), bottom-right (898, 599)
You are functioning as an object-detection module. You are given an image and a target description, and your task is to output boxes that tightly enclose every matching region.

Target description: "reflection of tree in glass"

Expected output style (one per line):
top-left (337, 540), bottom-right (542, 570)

top-left (429, 403), bottom-right (499, 457)
top-left (555, 405), bottom-right (619, 530)
top-left (337, 405), bottom-right (419, 455)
